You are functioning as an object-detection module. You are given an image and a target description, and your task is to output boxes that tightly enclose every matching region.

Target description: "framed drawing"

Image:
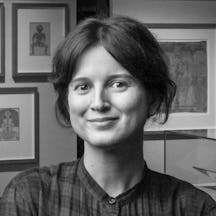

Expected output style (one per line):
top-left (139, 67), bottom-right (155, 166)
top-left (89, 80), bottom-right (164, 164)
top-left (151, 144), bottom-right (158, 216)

top-left (0, 88), bottom-right (39, 172)
top-left (144, 24), bottom-right (216, 131)
top-left (0, 3), bottom-right (5, 82)
top-left (12, 3), bottom-right (69, 82)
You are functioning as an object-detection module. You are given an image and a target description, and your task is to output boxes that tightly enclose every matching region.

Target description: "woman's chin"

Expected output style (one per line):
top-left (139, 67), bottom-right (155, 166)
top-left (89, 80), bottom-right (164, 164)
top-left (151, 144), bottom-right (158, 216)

top-left (82, 135), bottom-right (123, 150)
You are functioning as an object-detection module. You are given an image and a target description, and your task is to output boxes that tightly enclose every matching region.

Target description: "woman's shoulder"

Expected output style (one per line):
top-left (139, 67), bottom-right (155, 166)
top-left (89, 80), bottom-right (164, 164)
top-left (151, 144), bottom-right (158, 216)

top-left (0, 160), bottom-right (81, 214)
top-left (3, 159), bottom-right (80, 196)
top-left (147, 168), bottom-right (210, 197)
top-left (146, 168), bottom-right (216, 213)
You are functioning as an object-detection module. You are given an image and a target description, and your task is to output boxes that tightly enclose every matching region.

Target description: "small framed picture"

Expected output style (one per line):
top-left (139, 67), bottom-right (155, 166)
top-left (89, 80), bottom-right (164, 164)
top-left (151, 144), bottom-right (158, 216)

top-left (12, 3), bottom-right (69, 82)
top-left (0, 3), bottom-right (5, 82)
top-left (0, 88), bottom-right (39, 172)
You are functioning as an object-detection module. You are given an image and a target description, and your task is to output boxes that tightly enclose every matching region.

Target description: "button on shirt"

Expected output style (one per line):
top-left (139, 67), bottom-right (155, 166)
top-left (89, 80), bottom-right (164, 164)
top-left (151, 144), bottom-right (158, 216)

top-left (1, 158), bottom-right (216, 216)
top-left (108, 198), bottom-right (116, 205)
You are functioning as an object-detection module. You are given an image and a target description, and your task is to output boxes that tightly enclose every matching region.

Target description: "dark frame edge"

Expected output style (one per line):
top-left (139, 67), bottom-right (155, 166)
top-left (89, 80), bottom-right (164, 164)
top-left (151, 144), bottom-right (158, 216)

top-left (13, 73), bottom-right (52, 82)
top-left (65, 3), bottom-right (70, 36)
top-left (144, 131), bottom-right (199, 141)
top-left (0, 161), bottom-right (38, 172)
top-left (0, 3), bottom-right (5, 83)
top-left (146, 23), bottom-right (216, 29)
top-left (12, 3), bottom-right (18, 83)
top-left (34, 88), bottom-right (40, 168)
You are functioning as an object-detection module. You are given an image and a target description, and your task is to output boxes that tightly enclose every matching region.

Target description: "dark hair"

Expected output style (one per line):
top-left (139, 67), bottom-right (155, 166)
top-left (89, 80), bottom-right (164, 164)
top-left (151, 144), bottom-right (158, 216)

top-left (51, 16), bottom-right (176, 127)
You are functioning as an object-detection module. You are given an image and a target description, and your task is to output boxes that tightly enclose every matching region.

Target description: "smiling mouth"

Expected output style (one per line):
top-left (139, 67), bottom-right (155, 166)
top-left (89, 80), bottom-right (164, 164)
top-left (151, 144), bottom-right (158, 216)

top-left (87, 117), bottom-right (118, 129)
top-left (88, 117), bottom-right (119, 122)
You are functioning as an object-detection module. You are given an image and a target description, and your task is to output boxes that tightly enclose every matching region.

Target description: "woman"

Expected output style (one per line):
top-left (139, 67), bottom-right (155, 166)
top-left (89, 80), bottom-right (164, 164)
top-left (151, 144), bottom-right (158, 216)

top-left (1, 16), bottom-right (215, 216)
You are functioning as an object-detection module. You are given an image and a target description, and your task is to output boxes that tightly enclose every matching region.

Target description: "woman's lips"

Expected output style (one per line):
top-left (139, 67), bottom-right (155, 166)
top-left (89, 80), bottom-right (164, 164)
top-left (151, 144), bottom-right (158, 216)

top-left (88, 117), bottom-right (119, 122)
top-left (87, 117), bottom-right (119, 128)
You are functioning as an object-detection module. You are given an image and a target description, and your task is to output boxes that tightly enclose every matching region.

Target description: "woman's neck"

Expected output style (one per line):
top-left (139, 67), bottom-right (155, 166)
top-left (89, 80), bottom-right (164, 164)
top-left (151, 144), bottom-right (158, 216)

top-left (83, 137), bottom-right (145, 197)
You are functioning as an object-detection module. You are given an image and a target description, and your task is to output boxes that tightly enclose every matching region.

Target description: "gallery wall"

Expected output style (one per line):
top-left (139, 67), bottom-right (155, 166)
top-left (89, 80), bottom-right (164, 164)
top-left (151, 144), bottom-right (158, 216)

top-left (0, 0), bottom-right (77, 195)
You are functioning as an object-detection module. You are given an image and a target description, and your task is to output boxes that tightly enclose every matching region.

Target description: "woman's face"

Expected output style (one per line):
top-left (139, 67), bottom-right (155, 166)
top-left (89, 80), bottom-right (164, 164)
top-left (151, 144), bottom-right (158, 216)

top-left (68, 45), bottom-right (149, 148)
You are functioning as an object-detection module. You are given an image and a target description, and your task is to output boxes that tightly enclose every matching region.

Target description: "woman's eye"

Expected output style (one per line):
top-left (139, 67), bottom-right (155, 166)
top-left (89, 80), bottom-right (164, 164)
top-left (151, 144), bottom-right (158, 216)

top-left (75, 84), bottom-right (90, 93)
top-left (111, 81), bottom-right (128, 89)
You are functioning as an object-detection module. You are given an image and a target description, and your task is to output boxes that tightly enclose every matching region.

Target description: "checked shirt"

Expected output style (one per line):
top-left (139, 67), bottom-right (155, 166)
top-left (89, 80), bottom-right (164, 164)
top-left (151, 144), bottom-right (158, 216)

top-left (1, 158), bottom-right (216, 216)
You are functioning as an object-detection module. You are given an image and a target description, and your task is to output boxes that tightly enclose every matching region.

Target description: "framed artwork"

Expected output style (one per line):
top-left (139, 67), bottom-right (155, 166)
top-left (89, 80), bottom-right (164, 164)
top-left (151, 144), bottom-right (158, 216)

top-left (12, 3), bottom-right (69, 82)
top-left (0, 88), bottom-right (39, 172)
top-left (144, 24), bottom-right (216, 131)
top-left (0, 3), bottom-right (5, 82)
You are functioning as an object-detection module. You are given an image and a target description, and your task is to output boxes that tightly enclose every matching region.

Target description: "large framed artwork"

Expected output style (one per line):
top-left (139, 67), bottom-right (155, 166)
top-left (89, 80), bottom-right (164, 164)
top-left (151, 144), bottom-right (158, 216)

top-left (0, 88), bottom-right (39, 172)
top-left (0, 3), bottom-right (5, 82)
top-left (12, 3), bottom-right (69, 82)
top-left (144, 24), bottom-right (216, 131)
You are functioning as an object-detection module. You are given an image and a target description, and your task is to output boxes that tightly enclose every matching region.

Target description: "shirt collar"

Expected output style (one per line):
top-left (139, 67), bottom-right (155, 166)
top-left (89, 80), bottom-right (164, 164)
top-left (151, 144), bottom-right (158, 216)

top-left (77, 157), bottom-right (150, 206)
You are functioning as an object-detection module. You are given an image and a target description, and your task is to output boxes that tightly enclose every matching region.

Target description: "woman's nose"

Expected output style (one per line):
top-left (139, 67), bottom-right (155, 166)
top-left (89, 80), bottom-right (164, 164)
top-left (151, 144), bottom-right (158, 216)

top-left (90, 89), bottom-right (110, 112)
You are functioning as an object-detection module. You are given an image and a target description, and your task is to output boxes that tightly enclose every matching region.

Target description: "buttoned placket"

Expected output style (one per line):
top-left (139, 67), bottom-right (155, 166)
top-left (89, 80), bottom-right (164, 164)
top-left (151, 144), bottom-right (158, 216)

top-left (102, 197), bottom-right (120, 216)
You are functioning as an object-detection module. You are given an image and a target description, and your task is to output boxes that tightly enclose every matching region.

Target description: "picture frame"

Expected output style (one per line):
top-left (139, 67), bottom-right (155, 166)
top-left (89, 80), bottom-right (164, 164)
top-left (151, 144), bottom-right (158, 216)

top-left (144, 24), bottom-right (216, 131)
top-left (0, 3), bottom-right (5, 82)
top-left (12, 3), bottom-right (69, 82)
top-left (0, 87), bottom-right (39, 172)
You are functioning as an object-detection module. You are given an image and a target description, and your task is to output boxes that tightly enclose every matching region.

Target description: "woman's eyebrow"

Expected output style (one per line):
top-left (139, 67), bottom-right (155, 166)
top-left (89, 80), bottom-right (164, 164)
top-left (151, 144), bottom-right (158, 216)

top-left (107, 74), bottom-right (135, 80)
top-left (70, 77), bottom-right (90, 83)
top-left (70, 74), bottom-right (135, 85)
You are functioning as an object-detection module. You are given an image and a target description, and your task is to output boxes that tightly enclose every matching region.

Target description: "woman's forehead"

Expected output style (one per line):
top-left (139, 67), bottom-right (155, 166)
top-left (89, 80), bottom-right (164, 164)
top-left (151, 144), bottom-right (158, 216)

top-left (72, 45), bottom-right (132, 80)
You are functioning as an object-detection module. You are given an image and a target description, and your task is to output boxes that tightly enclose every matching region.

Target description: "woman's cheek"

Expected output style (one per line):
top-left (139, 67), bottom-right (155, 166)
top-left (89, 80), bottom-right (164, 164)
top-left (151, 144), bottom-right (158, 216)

top-left (112, 91), bottom-right (143, 112)
top-left (68, 93), bottom-right (89, 116)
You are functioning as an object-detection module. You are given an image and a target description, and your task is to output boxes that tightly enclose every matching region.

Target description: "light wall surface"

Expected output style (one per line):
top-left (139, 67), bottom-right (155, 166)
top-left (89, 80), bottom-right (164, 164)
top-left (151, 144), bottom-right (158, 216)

top-left (112, 0), bottom-right (216, 23)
